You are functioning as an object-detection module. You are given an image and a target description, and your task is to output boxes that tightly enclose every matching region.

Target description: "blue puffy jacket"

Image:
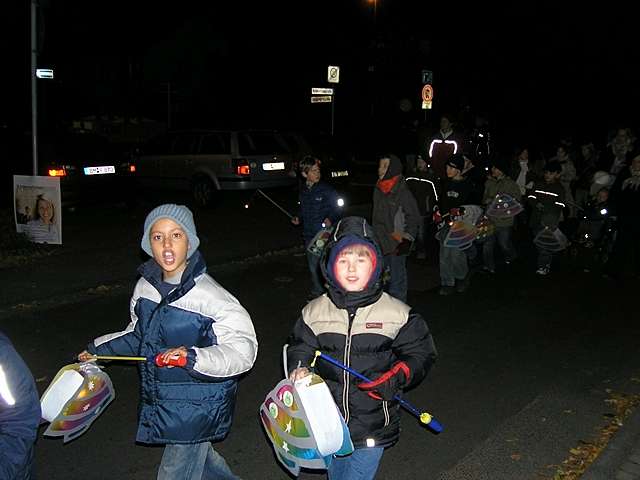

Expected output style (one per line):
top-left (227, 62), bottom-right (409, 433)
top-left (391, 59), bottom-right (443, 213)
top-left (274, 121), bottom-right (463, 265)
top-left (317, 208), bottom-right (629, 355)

top-left (88, 251), bottom-right (258, 444)
top-left (0, 331), bottom-right (41, 480)
top-left (298, 181), bottom-right (341, 244)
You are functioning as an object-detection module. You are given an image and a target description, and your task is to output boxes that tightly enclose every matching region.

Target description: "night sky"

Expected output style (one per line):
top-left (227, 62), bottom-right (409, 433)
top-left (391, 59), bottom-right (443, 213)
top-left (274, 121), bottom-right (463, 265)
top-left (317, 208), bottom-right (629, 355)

top-left (6, 1), bottom-right (639, 152)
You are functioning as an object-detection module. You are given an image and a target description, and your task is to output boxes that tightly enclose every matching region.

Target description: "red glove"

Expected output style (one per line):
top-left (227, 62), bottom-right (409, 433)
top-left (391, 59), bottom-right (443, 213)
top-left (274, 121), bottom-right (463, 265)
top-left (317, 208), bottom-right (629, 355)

top-left (154, 353), bottom-right (187, 367)
top-left (357, 361), bottom-right (410, 401)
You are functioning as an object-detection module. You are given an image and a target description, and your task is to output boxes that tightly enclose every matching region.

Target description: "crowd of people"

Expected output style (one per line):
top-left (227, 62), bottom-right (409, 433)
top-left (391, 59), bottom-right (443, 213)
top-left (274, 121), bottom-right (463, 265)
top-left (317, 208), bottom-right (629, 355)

top-left (402, 118), bottom-right (640, 295)
top-left (2, 118), bottom-right (638, 480)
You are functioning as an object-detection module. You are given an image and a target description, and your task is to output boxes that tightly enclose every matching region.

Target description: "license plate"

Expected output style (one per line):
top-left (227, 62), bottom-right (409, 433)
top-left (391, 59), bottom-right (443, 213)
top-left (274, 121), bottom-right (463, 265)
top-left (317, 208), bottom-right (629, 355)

top-left (262, 162), bottom-right (285, 171)
top-left (84, 165), bottom-right (116, 175)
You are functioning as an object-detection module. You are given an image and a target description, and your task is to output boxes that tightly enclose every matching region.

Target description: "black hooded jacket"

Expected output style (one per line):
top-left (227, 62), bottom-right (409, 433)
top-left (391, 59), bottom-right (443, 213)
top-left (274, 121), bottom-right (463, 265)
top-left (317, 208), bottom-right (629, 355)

top-left (287, 217), bottom-right (437, 448)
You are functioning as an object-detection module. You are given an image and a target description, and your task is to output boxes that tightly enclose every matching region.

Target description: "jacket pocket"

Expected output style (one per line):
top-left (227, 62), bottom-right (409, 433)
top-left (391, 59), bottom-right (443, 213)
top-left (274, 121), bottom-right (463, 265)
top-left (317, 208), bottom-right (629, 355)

top-left (152, 380), bottom-right (237, 442)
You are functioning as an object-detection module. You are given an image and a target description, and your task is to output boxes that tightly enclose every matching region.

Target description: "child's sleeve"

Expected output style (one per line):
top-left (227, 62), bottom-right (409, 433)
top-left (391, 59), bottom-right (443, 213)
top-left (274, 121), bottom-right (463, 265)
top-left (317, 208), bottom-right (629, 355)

top-left (286, 316), bottom-right (320, 376)
top-left (185, 300), bottom-right (258, 379)
top-left (391, 311), bottom-right (437, 389)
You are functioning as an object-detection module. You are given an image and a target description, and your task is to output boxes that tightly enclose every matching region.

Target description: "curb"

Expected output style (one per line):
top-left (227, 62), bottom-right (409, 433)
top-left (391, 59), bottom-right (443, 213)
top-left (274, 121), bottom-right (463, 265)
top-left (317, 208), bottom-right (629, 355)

top-left (582, 407), bottom-right (640, 480)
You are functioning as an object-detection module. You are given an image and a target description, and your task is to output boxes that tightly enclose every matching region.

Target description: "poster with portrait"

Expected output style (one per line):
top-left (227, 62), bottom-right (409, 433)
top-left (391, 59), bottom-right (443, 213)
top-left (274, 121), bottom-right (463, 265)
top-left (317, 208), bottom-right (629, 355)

top-left (13, 175), bottom-right (63, 245)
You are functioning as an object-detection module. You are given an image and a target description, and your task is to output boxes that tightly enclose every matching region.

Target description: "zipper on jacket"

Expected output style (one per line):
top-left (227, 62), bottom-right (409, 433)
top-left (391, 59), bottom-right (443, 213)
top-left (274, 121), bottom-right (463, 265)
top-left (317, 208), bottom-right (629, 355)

top-left (342, 310), bottom-right (356, 424)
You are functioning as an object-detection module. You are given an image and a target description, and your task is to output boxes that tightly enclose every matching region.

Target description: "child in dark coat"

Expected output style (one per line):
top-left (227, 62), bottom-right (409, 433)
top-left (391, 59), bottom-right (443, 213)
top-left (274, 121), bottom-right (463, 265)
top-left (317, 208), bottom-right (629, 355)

top-left (287, 216), bottom-right (437, 480)
top-left (291, 155), bottom-right (342, 299)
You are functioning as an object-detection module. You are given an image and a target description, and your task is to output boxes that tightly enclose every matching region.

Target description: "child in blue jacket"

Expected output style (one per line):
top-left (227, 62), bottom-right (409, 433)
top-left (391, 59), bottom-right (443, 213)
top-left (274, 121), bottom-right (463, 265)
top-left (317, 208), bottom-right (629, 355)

top-left (291, 155), bottom-right (342, 299)
top-left (0, 330), bottom-right (41, 480)
top-left (78, 204), bottom-right (258, 480)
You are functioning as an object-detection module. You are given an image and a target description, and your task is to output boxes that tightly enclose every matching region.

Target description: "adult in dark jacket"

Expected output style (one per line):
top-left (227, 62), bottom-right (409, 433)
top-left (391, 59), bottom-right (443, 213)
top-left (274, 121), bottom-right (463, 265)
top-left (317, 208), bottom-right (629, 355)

top-left (427, 114), bottom-right (466, 180)
top-left (287, 216), bottom-right (437, 479)
top-left (405, 155), bottom-right (439, 260)
top-left (0, 330), bottom-right (41, 480)
top-left (372, 154), bottom-right (421, 302)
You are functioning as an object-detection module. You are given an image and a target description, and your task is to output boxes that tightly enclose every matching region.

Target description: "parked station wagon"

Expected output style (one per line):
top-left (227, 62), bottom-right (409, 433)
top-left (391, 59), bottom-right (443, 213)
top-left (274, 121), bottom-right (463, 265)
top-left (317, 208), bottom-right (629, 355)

top-left (133, 129), bottom-right (297, 206)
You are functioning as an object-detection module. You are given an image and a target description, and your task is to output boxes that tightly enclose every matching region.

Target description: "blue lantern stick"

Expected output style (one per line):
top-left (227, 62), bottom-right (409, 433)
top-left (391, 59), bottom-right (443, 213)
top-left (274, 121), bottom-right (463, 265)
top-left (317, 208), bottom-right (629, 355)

top-left (310, 350), bottom-right (443, 434)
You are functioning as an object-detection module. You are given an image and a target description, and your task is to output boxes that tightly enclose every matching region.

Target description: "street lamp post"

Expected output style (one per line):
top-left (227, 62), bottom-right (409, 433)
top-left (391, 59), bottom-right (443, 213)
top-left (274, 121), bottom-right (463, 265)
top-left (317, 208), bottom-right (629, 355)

top-left (31, 0), bottom-right (38, 175)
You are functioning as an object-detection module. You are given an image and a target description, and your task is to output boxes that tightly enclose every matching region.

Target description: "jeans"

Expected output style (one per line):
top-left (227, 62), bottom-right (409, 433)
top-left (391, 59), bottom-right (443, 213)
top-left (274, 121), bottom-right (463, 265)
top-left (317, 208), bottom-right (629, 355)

top-left (383, 254), bottom-right (408, 302)
top-left (328, 447), bottom-right (384, 480)
top-left (438, 239), bottom-right (468, 287)
top-left (482, 225), bottom-right (516, 271)
top-left (306, 249), bottom-right (325, 297)
top-left (157, 442), bottom-right (240, 480)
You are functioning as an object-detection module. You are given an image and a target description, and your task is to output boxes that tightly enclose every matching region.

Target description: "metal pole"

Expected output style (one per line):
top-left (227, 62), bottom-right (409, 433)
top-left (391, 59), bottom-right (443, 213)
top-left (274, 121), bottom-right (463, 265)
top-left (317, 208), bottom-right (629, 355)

top-left (31, 0), bottom-right (38, 175)
top-left (167, 82), bottom-right (171, 129)
top-left (331, 94), bottom-right (335, 136)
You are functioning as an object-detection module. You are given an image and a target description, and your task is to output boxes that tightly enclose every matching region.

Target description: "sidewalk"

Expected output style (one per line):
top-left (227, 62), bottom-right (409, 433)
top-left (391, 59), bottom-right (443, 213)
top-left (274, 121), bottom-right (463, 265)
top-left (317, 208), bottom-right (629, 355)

top-left (582, 406), bottom-right (640, 480)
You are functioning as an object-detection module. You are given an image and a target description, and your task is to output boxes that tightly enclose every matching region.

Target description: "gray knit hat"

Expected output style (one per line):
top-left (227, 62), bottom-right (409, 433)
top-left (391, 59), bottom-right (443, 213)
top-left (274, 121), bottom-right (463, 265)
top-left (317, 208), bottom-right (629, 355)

top-left (141, 204), bottom-right (200, 258)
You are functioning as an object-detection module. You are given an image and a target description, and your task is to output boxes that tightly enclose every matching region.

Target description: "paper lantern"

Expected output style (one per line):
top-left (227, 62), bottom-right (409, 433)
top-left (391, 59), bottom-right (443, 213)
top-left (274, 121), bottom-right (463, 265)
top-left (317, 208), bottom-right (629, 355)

top-left (260, 374), bottom-right (353, 476)
top-left (533, 227), bottom-right (569, 252)
top-left (486, 194), bottom-right (523, 219)
top-left (40, 362), bottom-right (115, 443)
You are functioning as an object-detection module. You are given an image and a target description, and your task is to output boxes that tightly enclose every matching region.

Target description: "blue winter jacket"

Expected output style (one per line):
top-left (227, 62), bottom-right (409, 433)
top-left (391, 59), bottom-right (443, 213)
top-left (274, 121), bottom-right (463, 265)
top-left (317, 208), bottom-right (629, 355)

top-left (0, 331), bottom-right (41, 480)
top-left (298, 181), bottom-right (341, 244)
top-left (88, 251), bottom-right (258, 444)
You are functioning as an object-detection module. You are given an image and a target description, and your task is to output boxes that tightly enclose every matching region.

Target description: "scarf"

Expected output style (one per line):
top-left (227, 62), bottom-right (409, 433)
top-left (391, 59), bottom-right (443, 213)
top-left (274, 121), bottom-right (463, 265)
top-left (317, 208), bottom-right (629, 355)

top-left (377, 175), bottom-right (400, 194)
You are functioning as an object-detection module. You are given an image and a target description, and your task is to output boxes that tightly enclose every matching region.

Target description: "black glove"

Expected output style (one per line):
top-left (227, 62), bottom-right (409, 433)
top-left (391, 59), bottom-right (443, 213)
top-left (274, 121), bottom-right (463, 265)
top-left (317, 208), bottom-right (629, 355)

top-left (357, 361), bottom-right (410, 401)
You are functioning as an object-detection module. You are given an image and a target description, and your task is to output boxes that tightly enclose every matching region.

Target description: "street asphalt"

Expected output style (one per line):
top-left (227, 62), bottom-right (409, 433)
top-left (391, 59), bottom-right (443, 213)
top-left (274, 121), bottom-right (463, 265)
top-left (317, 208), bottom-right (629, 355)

top-left (1, 190), bottom-right (639, 480)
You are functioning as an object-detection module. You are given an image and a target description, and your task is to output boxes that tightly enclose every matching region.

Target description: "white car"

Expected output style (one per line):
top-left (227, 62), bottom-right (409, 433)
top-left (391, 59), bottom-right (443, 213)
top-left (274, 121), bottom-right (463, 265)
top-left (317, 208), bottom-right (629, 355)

top-left (133, 129), bottom-right (297, 207)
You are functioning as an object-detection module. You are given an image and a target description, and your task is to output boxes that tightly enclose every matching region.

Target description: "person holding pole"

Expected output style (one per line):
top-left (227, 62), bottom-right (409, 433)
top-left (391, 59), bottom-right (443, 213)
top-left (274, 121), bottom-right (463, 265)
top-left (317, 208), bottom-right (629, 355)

top-left (287, 216), bottom-right (437, 479)
top-left (78, 204), bottom-right (257, 480)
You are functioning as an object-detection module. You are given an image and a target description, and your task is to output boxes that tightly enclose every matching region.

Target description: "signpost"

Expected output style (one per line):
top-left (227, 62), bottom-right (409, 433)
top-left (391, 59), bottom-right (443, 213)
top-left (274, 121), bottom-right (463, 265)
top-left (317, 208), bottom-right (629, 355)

top-left (421, 69), bottom-right (434, 112)
top-left (311, 88), bottom-right (334, 95)
top-left (310, 96), bottom-right (332, 104)
top-left (36, 69), bottom-right (54, 79)
top-left (327, 66), bottom-right (340, 84)
top-left (421, 84), bottom-right (433, 110)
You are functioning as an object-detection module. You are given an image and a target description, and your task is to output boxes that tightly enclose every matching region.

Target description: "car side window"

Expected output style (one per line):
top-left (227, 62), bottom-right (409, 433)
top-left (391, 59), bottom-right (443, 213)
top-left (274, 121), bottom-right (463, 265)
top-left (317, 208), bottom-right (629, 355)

top-left (144, 134), bottom-right (175, 155)
top-left (199, 133), bottom-right (230, 154)
top-left (172, 134), bottom-right (198, 155)
top-left (242, 133), bottom-right (287, 155)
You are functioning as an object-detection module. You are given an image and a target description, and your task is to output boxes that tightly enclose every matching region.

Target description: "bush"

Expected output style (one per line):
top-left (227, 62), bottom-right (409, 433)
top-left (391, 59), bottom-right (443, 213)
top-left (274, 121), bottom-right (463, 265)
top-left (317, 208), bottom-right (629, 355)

top-left (0, 209), bottom-right (58, 268)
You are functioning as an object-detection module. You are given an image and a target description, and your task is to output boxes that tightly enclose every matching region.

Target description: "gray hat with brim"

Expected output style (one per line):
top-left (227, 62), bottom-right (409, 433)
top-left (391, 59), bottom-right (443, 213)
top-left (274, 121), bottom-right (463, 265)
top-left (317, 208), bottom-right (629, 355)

top-left (141, 204), bottom-right (200, 258)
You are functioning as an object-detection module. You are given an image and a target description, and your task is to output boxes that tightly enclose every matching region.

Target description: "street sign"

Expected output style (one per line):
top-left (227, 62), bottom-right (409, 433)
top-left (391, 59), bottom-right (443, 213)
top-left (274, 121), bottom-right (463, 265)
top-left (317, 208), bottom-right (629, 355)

top-left (312, 87), bottom-right (334, 95)
top-left (421, 84), bottom-right (434, 110)
top-left (327, 66), bottom-right (340, 84)
top-left (421, 84), bottom-right (434, 102)
top-left (36, 68), bottom-right (54, 79)
top-left (421, 69), bottom-right (433, 85)
top-left (311, 96), bottom-right (333, 103)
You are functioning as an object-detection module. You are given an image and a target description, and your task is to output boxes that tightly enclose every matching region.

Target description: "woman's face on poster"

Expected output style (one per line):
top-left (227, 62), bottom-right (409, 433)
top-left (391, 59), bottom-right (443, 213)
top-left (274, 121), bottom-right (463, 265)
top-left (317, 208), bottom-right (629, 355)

top-left (37, 198), bottom-right (54, 223)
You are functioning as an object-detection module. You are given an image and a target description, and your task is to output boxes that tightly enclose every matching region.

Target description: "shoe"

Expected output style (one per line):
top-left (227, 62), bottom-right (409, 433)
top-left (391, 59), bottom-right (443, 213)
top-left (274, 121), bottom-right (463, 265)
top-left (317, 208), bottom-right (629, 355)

top-left (482, 266), bottom-right (495, 274)
top-left (455, 277), bottom-right (470, 293)
top-left (438, 286), bottom-right (455, 296)
top-left (535, 266), bottom-right (550, 276)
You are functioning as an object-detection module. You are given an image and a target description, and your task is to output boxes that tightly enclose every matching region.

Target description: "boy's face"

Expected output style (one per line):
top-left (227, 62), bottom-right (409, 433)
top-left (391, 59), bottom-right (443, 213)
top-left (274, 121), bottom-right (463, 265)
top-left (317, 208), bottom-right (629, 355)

top-left (490, 166), bottom-right (503, 178)
top-left (596, 190), bottom-right (609, 203)
top-left (446, 165), bottom-right (459, 178)
top-left (149, 218), bottom-right (189, 280)
top-left (302, 162), bottom-right (321, 185)
top-left (416, 157), bottom-right (427, 171)
top-left (334, 248), bottom-right (374, 292)
top-left (544, 170), bottom-right (560, 183)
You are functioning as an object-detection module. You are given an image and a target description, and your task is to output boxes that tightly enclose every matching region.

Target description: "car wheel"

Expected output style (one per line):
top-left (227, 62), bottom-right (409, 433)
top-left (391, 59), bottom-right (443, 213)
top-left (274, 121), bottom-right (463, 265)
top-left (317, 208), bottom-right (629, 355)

top-left (192, 177), bottom-right (216, 208)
